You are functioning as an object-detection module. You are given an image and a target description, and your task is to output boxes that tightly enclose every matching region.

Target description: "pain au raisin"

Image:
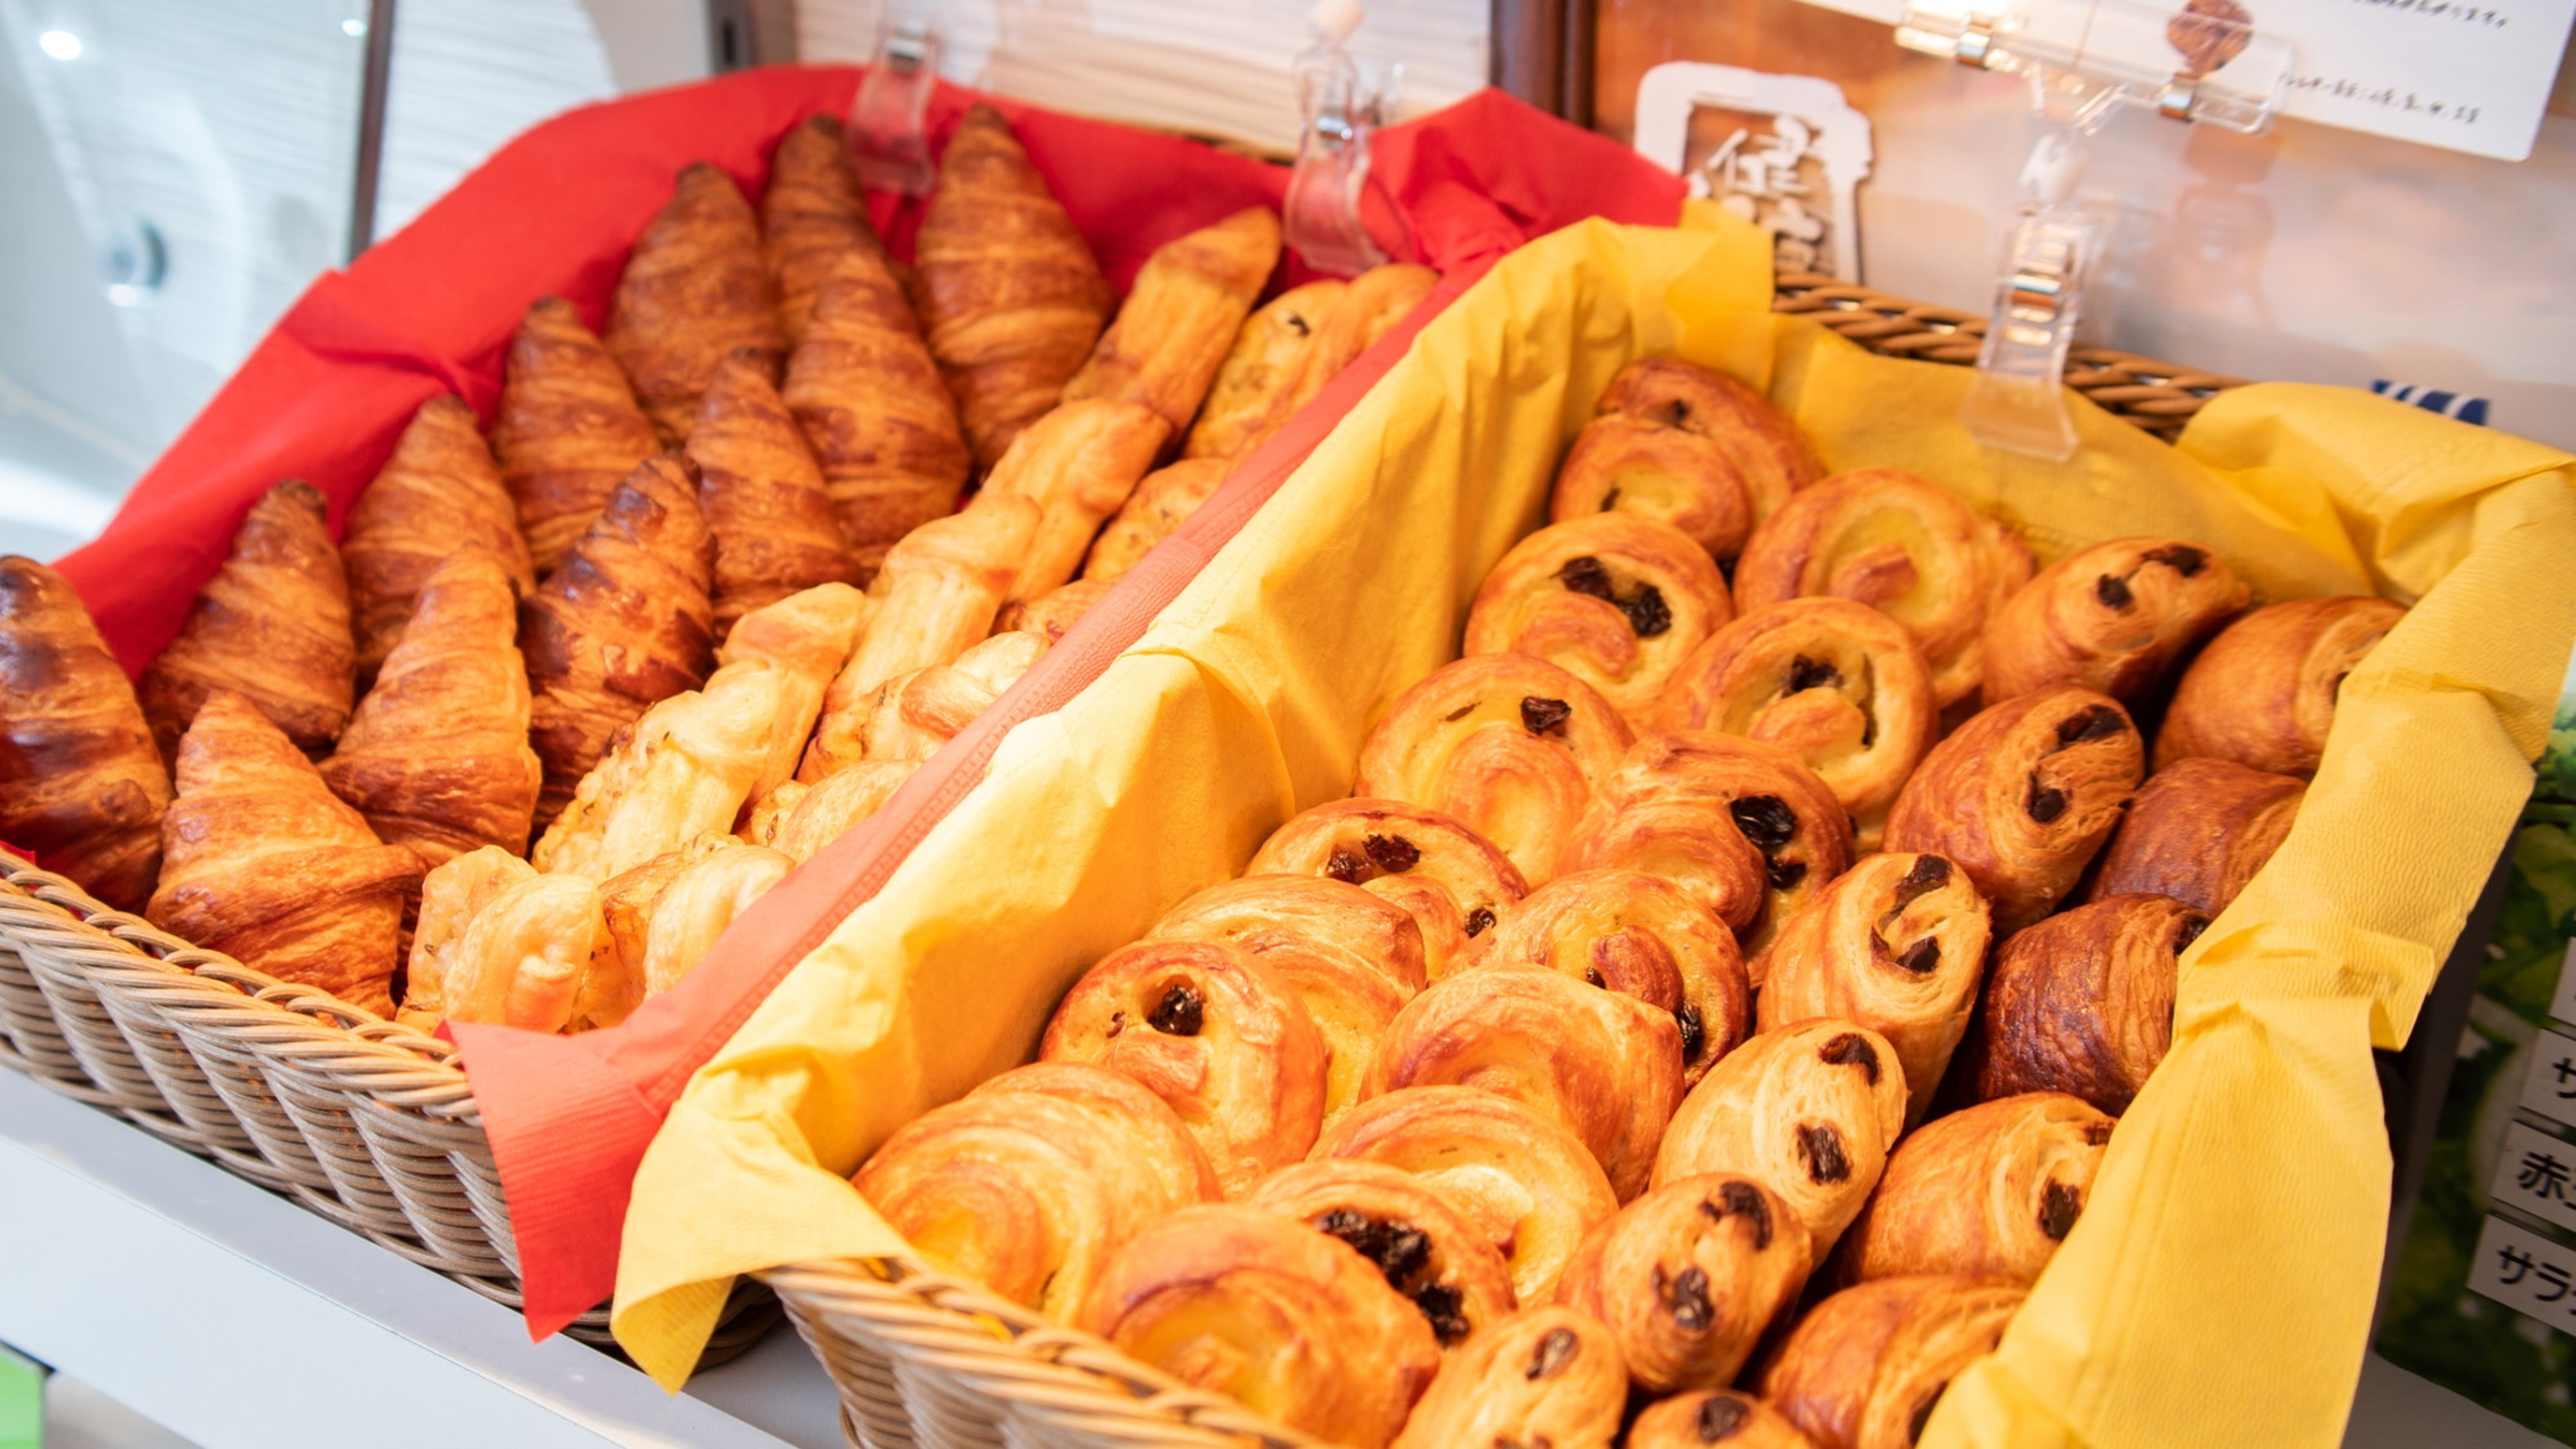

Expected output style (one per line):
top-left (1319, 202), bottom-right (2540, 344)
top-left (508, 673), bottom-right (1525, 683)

top-left (1697, 1395), bottom-right (1754, 1442)
top-left (2142, 543), bottom-right (2207, 576)
top-left (2055, 704), bottom-right (2127, 745)
top-left (1730, 796), bottom-right (1797, 850)
top-left (1656, 1263), bottom-right (1714, 1330)
top-left (1701, 1179), bottom-right (1775, 1249)
top-left (1894, 938), bottom-right (1942, 973)
top-left (1464, 906), bottom-right (1497, 937)
top-left (1621, 585), bottom-right (1672, 637)
top-left (2026, 776), bottom-right (2070, 823)
top-left (1526, 1325), bottom-right (1581, 1380)
top-left (1559, 555), bottom-right (1616, 600)
top-left (1892, 854), bottom-right (1951, 904)
top-left (1677, 1003), bottom-right (1706, 1063)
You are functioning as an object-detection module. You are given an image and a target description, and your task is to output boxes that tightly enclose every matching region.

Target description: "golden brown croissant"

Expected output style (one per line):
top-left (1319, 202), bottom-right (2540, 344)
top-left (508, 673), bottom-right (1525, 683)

top-left (319, 549), bottom-right (541, 865)
top-left (402, 843), bottom-right (534, 1031)
top-left (1466, 515), bottom-right (1734, 726)
top-left (1064, 207), bottom-right (1282, 435)
top-left (1389, 1307), bottom-right (1627, 1449)
top-left (1968, 893), bottom-right (2206, 1115)
top-left (1247, 798), bottom-right (1530, 977)
top-left (916, 105), bottom-right (1115, 469)
top-left (1755, 854), bottom-right (1992, 1124)
top-left (2086, 756), bottom-right (2304, 915)
top-left (1628, 1391), bottom-right (1822, 1449)
top-left (1467, 868), bottom-right (1749, 1087)
top-left (520, 457), bottom-right (716, 825)
top-left (1837, 1092), bottom-right (2113, 1287)
top-left (138, 480), bottom-right (355, 767)
top-left (1551, 357), bottom-right (1822, 561)
top-left (978, 400), bottom-right (1170, 602)
top-left (713, 581), bottom-right (869, 808)
top-left (0, 557), bottom-right (170, 911)
top-left (1757, 1276), bottom-right (2026, 1449)
top-left (146, 692), bottom-right (422, 1015)
top-left (686, 351), bottom-right (856, 637)
top-left (1235, 264), bottom-right (1439, 456)
top-left (340, 395), bottom-right (534, 685)
top-left (1881, 687), bottom-right (2143, 934)
top-left (490, 297), bottom-right (662, 574)
top-left (1313, 1085), bottom-right (1617, 1305)
top-left (760, 113), bottom-right (892, 349)
top-left (1182, 281), bottom-right (1345, 461)
top-left (1733, 469), bottom-right (2033, 710)
top-left (844, 629), bottom-right (1046, 765)
top-left (437, 871), bottom-right (617, 1032)
top-left (857, 1061), bottom-right (1219, 1319)
top-left (1657, 598), bottom-right (1940, 851)
top-left (2156, 594), bottom-right (2406, 777)
top-left (744, 757), bottom-right (916, 862)
top-left (1556, 1173), bottom-right (1811, 1392)
top-left (604, 163), bottom-right (783, 445)
top-left (1652, 1020), bottom-right (1910, 1258)
top-left (1981, 536), bottom-right (2250, 709)
top-left (991, 576), bottom-right (1113, 644)
top-left (1083, 457), bottom-right (1229, 581)
top-left (1076, 1203), bottom-right (1441, 1448)
top-left (1246, 1159), bottom-right (1516, 1350)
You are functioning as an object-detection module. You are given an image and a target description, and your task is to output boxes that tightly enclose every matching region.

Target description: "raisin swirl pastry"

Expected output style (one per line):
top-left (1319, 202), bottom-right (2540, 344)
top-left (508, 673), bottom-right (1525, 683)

top-left (1246, 1160), bottom-right (1517, 1350)
top-left (2157, 594), bottom-right (2407, 777)
top-left (1758, 1276), bottom-right (2027, 1449)
top-left (1881, 687), bottom-right (2144, 934)
top-left (1041, 938), bottom-right (1328, 1193)
top-left (1389, 1307), bottom-right (1628, 1449)
top-left (1464, 515), bottom-right (1734, 726)
top-left (1733, 469), bottom-right (2033, 711)
top-left (1837, 1092), bottom-right (2113, 1287)
top-left (1368, 966), bottom-right (1685, 1201)
top-left (1550, 357), bottom-right (1823, 560)
top-left (1981, 536), bottom-right (2250, 709)
top-left (1468, 868), bottom-right (1750, 1087)
top-left (1314, 1085), bottom-right (1618, 1303)
top-left (853, 1062), bottom-right (1218, 1319)
top-left (1652, 1020), bottom-right (1909, 1256)
top-left (1248, 798), bottom-right (1529, 978)
top-left (1076, 1203), bottom-right (1440, 1449)
top-left (1353, 652), bottom-right (1634, 887)
top-left (1968, 893), bottom-right (2207, 1116)
top-left (2086, 757), bottom-right (2305, 915)
top-left (1629, 1391), bottom-right (1822, 1449)
top-left (1657, 598), bottom-right (1941, 851)
top-left (1554, 1174), bottom-right (1812, 1393)
top-left (1755, 855), bottom-right (1992, 1125)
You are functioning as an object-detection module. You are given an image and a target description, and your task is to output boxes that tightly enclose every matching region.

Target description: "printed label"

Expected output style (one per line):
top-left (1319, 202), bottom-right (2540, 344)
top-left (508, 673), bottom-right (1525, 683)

top-left (2521, 1028), bottom-right (2576, 1132)
top-left (2496, 1122), bottom-right (2576, 1236)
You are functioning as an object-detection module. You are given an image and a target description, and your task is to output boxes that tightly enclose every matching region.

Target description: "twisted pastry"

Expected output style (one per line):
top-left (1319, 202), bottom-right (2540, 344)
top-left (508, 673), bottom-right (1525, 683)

top-left (1969, 893), bottom-right (2206, 1116)
top-left (1234, 264), bottom-right (1439, 456)
top-left (1550, 357), bottom-right (1822, 560)
top-left (1837, 1092), bottom-right (2113, 1287)
top-left (744, 758), bottom-right (916, 862)
top-left (1629, 1391), bottom-right (1822, 1449)
top-left (403, 843), bottom-right (534, 1032)
top-left (2157, 594), bottom-right (2406, 776)
top-left (340, 394), bottom-right (534, 686)
top-left (604, 163), bottom-right (783, 445)
top-left (1388, 1307), bottom-right (1626, 1449)
top-left (1084, 457), bottom-right (1229, 581)
top-left (688, 350), bottom-right (856, 637)
top-left (1465, 515), bottom-right (1733, 725)
top-left (634, 841), bottom-right (791, 999)
top-left (1733, 469), bottom-right (2032, 710)
top-left (1183, 281), bottom-right (1345, 461)
top-left (760, 113), bottom-right (892, 349)
top-left (2086, 756), bottom-right (2304, 915)
top-left (978, 399), bottom-right (1170, 603)
top-left (1758, 1276), bottom-right (2027, 1449)
top-left (713, 581), bottom-right (870, 810)
top-left (1354, 652), bottom-right (1634, 887)
top-left (1246, 1159), bottom-right (1515, 1349)
top-left (1554, 1173), bottom-right (1812, 1393)
top-left (490, 297), bottom-right (661, 573)
top-left (439, 871), bottom-right (616, 1032)
top-left (1063, 206), bottom-right (1283, 434)
top-left (1247, 798), bottom-right (1529, 977)
top-left (0, 557), bottom-right (170, 911)
top-left (1981, 535), bottom-right (2249, 709)
top-left (594, 831), bottom-right (730, 1012)
top-left (992, 576), bottom-right (1112, 645)
top-left (845, 630), bottom-right (1046, 766)
top-left (1653, 1020), bottom-right (1910, 1257)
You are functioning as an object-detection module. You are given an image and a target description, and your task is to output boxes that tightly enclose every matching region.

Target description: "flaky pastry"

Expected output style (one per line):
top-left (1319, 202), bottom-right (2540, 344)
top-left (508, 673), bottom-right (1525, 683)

top-left (1653, 1019), bottom-right (1910, 1257)
top-left (1465, 514), bottom-right (1733, 725)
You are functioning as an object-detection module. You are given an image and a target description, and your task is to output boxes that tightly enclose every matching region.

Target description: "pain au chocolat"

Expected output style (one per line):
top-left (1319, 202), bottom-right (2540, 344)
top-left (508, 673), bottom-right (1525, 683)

top-left (2156, 594), bottom-right (2406, 777)
top-left (1836, 1091), bottom-right (2114, 1286)
top-left (1968, 893), bottom-right (2207, 1116)
top-left (2086, 755), bottom-right (2305, 915)
top-left (1980, 535), bottom-right (2249, 710)
top-left (1653, 1019), bottom-right (1910, 1257)
top-left (1554, 1173), bottom-right (1812, 1393)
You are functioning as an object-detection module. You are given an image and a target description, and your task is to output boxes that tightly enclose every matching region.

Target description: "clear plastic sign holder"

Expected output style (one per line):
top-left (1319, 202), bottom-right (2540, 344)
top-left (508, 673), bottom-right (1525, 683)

top-left (1284, 0), bottom-right (1404, 276)
top-left (848, 6), bottom-right (943, 196)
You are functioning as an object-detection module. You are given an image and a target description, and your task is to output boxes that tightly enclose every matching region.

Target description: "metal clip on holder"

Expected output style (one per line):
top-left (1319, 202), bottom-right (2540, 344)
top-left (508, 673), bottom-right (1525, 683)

top-left (848, 7), bottom-right (942, 196)
top-left (1285, 0), bottom-right (1402, 276)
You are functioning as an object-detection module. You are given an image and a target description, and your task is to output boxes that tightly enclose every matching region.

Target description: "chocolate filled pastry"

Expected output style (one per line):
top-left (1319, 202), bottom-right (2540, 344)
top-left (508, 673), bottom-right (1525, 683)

top-left (1469, 868), bottom-right (1749, 1087)
top-left (856, 1061), bottom-right (1218, 1320)
top-left (1083, 457), bottom-right (1229, 582)
top-left (1652, 1020), bottom-right (1909, 1257)
top-left (1969, 893), bottom-right (2206, 1116)
top-left (1657, 597), bottom-right (1941, 851)
top-left (1758, 1276), bottom-right (2026, 1449)
top-left (1183, 281), bottom-right (1345, 461)
top-left (1246, 1160), bottom-right (1516, 1349)
top-left (1756, 854), bottom-right (1991, 1124)
top-left (1464, 515), bottom-right (1734, 726)
top-left (1733, 468), bottom-right (2033, 710)
top-left (2086, 756), bottom-right (2305, 915)
top-left (1313, 1085), bottom-right (1618, 1304)
top-left (1367, 966), bottom-right (1684, 1202)
top-left (1573, 731), bottom-right (1854, 966)
top-left (2157, 594), bottom-right (2407, 777)
top-left (1981, 535), bottom-right (2250, 709)
top-left (1837, 1092), bottom-right (2113, 1287)
top-left (1233, 263), bottom-right (1440, 457)
top-left (1554, 1173), bottom-right (1812, 1393)
top-left (1353, 653), bottom-right (1635, 887)
top-left (1247, 798), bottom-right (1529, 978)
top-left (1076, 1203), bottom-right (1440, 1449)
top-left (1388, 1307), bottom-right (1627, 1449)
top-left (1042, 938), bottom-right (1328, 1193)
top-left (1629, 1390), bottom-right (1822, 1449)
top-left (1881, 687), bottom-right (2143, 934)
top-left (1549, 357), bottom-right (1823, 561)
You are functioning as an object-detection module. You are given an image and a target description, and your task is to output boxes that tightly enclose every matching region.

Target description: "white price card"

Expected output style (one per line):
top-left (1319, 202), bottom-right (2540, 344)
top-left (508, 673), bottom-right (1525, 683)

top-left (2470, 1213), bottom-right (2576, 1332)
top-left (2495, 1122), bottom-right (2576, 1236)
top-left (2523, 1029), bottom-right (2576, 1132)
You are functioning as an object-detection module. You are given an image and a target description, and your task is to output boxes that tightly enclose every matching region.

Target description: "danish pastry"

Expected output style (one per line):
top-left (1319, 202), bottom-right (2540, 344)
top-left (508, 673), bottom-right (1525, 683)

top-left (2156, 594), bottom-right (2406, 777)
top-left (402, 844), bottom-right (534, 1032)
top-left (1628, 1390), bottom-right (1821, 1449)
top-left (1245, 1159), bottom-right (1516, 1349)
top-left (1388, 1307), bottom-right (1627, 1449)
top-left (991, 576), bottom-right (1112, 645)
top-left (1969, 893), bottom-right (2206, 1116)
top-left (1652, 1020), bottom-right (1909, 1257)
top-left (1464, 515), bottom-right (1733, 725)
top-left (2086, 756), bottom-right (2304, 915)
top-left (1550, 357), bottom-right (1821, 560)
top-left (748, 757), bottom-right (916, 863)
top-left (1836, 1092), bottom-right (2113, 1287)
top-left (1758, 1276), bottom-right (2027, 1449)
top-left (1182, 280), bottom-right (1344, 462)
top-left (1232, 263), bottom-right (1438, 456)
top-left (1083, 457), bottom-right (1229, 581)
top-left (1981, 536), bottom-right (2249, 709)
top-left (436, 871), bottom-right (614, 1032)
top-left (1247, 798), bottom-right (1529, 978)
top-left (1554, 1173), bottom-right (1812, 1393)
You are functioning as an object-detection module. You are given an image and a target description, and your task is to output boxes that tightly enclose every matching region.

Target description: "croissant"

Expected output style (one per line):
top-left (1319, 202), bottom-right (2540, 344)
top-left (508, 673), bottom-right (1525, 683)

top-left (604, 163), bottom-right (783, 445)
top-left (916, 104), bottom-right (1115, 468)
top-left (1236, 264), bottom-right (1439, 456)
top-left (1733, 469), bottom-right (2033, 710)
top-left (746, 758), bottom-right (916, 862)
top-left (1759, 1277), bottom-right (2027, 1449)
top-left (1551, 357), bottom-right (1823, 560)
top-left (436, 871), bottom-right (617, 1032)
top-left (340, 395), bottom-right (534, 685)
top-left (1652, 1020), bottom-right (1909, 1258)
top-left (520, 457), bottom-right (716, 825)
top-left (1063, 207), bottom-right (1282, 434)
top-left (2086, 756), bottom-right (2304, 915)
top-left (856, 1061), bottom-right (1218, 1319)
top-left (146, 692), bottom-right (421, 1015)
top-left (2156, 594), bottom-right (2407, 777)
top-left (1968, 893), bottom-right (2207, 1116)
top-left (1388, 1307), bottom-right (1627, 1449)
top-left (0, 557), bottom-right (171, 911)
top-left (846, 629), bottom-right (1046, 765)
top-left (1981, 536), bottom-right (2250, 709)
top-left (1555, 1174), bottom-right (1812, 1393)
top-left (1247, 798), bottom-right (1530, 977)
top-left (635, 842), bottom-right (791, 1000)
top-left (1629, 1391), bottom-right (1821, 1449)
top-left (319, 549), bottom-right (541, 865)
top-left (403, 843), bottom-right (534, 1032)
top-left (1881, 687), bottom-right (2143, 934)
top-left (138, 480), bottom-right (355, 767)
top-left (1465, 515), bottom-right (1734, 726)
top-left (991, 577), bottom-right (1112, 644)
top-left (1313, 1085), bottom-right (1617, 1304)
top-left (1657, 598), bottom-right (1940, 851)
top-left (686, 351), bottom-right (856, 637)
top-left (1084, 457), bottom-right (1229, 581)
top-left (1246, 1159), bottom-right (1516, 1350)
top-left (1183, 281), bottom-right (1346, 461)
top-left (1837, 1092), bottom-right (2114, 1288)
top-left (760, 113), bottom-right (892, 349)
top-left (490, 297), bottom-right (662, 573)
top-left (1076, 1203), bottom-right (1441, 1449)
top-left (978, 400), bottom-right (1170, 602)
top-left (713, 581), bottom-right (869, 808)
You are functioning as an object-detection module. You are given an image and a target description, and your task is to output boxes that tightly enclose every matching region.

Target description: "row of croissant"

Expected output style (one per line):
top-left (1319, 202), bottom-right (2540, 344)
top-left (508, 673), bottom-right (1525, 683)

top-left (0, 105), bottom-right (1435, 1032)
